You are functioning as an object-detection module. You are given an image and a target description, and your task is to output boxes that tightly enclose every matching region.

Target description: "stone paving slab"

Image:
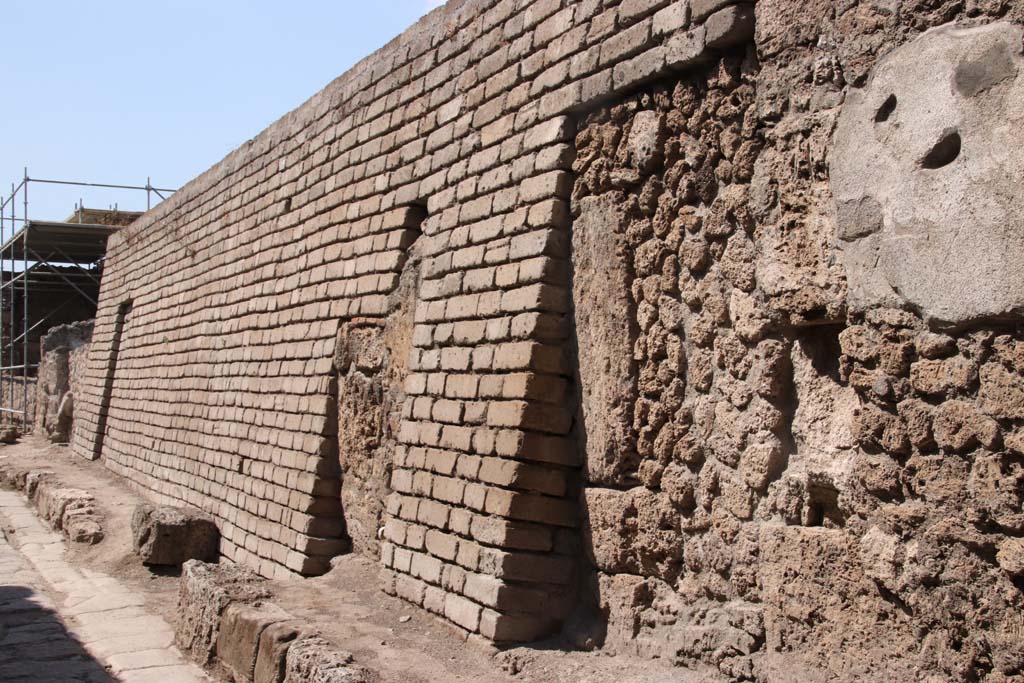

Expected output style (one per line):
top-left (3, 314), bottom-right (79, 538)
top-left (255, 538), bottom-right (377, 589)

top-left (0, 489), bottom-right (209, 683)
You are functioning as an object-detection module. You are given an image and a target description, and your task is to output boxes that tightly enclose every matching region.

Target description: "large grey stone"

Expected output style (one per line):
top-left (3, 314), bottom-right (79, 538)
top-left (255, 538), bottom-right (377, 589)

top-left (831, 22), bottom-right (1024, 326)
top-left (132, 503), bottom-right (220, 566)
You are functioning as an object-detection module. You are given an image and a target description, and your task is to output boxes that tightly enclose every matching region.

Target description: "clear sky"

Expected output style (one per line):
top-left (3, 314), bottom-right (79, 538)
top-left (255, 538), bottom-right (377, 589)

top-left (0, 1), bottom-right (443, 225)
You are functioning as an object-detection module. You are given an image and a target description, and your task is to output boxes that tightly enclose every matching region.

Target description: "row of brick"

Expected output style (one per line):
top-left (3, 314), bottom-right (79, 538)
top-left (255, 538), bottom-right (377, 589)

top-left (73, 0), bottom-right (756, 641)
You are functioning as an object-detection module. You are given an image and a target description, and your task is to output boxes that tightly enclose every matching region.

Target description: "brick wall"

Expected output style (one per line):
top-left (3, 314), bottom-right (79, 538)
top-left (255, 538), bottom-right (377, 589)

top-left (72, 0), bottom-right (751, 631)
top-left (70, 0), bottom-right (1024, 675)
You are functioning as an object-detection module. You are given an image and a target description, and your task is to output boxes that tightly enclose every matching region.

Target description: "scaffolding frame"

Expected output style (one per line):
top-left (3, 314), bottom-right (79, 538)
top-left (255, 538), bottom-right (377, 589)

top-left (0, 169), bottom-right (176, 427)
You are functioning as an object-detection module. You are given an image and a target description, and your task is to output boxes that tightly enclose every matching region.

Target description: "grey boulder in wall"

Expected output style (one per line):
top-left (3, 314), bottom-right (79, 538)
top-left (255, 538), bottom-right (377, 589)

top-left (830, 21), bottom-right (1024, 327)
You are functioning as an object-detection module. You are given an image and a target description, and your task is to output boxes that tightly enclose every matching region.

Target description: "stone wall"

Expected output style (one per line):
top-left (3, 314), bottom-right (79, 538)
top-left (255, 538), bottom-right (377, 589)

top-left (71, 0), bottom-right (1024, 679)
top-left (35, 321), bottom-right (93, 442)
top-left (565, 4), bottom-right (1024, 681)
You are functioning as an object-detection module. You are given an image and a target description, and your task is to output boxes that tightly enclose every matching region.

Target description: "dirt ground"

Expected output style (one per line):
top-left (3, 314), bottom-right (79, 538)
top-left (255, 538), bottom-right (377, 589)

top-left (0, 437), bottom-right (185, 627)
top-left (0, 436), bottom-right (706, 683)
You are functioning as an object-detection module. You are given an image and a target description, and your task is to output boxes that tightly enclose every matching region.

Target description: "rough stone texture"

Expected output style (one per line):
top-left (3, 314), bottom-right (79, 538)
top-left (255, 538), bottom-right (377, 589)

top-left (175, 560), bottom-right (272, 667)
top-left (131, 503), bottom-right (221, 566)
top-left (66, 0), bottom-right (1024, 678)
top-left (34, 321), bottom-right (92, 443)
top-left (573, 195), bottom-right (637, 486)
top-left (335, 219), bottom-right (421, 559)
top-left (567, 5), bottom-right (1024, 679)
top-left (282, 637), bottom-right (370, 683)
top-left (832, 22), bottom-right (1024, 326)
top-left (570, 55), bottom-right (776, 680)
top-left (217, 602), bottom-right (291, 683)
top-left (172, 561), bottom-right (371, 683)
top-left (254, 620), bottom-right (316, 683)
top-left (2, 467), bottom-right (106, 545)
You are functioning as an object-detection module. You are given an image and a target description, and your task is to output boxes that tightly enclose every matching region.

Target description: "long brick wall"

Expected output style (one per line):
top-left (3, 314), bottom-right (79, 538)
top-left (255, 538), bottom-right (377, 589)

top-left (73, 0), bottom-right (754, 638)
top-left (67, 0), bottom-right (1024, 675)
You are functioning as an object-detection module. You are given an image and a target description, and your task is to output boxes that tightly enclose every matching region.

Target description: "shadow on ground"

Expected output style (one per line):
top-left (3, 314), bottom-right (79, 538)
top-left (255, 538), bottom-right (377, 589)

top-left (0, 584), bottom-right (118, 683)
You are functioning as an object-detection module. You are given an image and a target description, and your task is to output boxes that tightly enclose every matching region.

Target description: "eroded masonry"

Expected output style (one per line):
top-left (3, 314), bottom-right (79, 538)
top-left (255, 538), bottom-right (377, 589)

top-left (69, 1), bottom-right (1024, 680)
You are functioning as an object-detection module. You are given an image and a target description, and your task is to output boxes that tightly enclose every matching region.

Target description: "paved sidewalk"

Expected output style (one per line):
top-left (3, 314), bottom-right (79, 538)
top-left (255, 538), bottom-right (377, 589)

top-left (0, 489), bottom-right (209, 683)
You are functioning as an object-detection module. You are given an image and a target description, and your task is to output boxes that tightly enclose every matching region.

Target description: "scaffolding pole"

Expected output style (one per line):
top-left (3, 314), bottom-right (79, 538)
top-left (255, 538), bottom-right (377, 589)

top-left (8, 181), bottom-right (15, 425)
top-left (22, 168), bottom-right (28, 430)
top-left (1, 193), bottom-right (6, 427)
top-left (0, 170), bottom-right (177, 430)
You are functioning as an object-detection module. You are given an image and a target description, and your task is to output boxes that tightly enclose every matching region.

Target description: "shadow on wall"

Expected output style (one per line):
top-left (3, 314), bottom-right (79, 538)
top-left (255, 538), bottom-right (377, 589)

top-left (90, 301), bottom-right (131, 461)
top-left (0, 585), bottom-right (118, 682)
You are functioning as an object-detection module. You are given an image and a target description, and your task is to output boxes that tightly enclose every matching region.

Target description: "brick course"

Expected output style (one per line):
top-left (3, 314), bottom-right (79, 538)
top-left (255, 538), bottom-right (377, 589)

top-left (72, 0), bottom-right (754, 639)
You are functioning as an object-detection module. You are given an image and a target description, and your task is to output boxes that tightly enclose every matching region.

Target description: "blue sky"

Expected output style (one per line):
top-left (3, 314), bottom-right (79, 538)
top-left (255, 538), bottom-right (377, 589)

top-left (0, 1), bottom-right (443, 224)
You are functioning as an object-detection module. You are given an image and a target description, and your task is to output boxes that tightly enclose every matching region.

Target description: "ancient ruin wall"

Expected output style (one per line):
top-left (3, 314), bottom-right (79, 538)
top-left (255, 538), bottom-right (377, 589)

top-left (72, 0), bottom-right (756, 629)
top-left (35, 321), bottom-right (93, 442)
top-left (565, 5), bottom-right (1024, 682)
top-left (73, 0), bottom-right (1024, 679)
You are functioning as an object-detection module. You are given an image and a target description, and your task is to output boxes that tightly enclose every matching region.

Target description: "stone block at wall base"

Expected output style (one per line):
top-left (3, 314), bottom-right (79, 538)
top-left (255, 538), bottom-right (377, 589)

top-left (217, 602), bottom-right (292, 683)
top-left (132, 503), bottom-right (220, 566)
top-left (176, 560), bottom-right (272, 666)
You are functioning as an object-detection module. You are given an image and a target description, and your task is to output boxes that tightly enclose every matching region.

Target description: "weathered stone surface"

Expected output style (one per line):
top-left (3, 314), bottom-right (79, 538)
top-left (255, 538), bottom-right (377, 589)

top-left (282, 637), bottom-right (370, 683)
top-left (217, 602), bottom-right (292, 683)
top-left (51, 0), bottom-right (1024, 676)
top-left (34, 320), bottom-right (92, 443)
top-left (704, 4), bottom-right (755, 49)
top-left (758, 526), bottom-right (917, 681)
top-left (626, 110), bottom-right (666, 171)
top-left (35, 486), bottom-right (93, 530)
top-left (254, 620), bottom-right (317, 683)
top-left (582, 487), bottom-right (684, 582)
top-left (832, 22), bottom-right (1024, 326)
top-left (132, 504), bottom-right (220, 566)
top-left (997, 538), bottom-right (1024, 577)
top-left (25, 474), bottom-right (105, 545)
top-left (573, 10), bottom-right (1024, 676)
top-left (175, 561), bottom-right (271, 666)
top-left (572, 196), bottom-right (638, 486)
top-left (64, 515), bottom-right (104, 544)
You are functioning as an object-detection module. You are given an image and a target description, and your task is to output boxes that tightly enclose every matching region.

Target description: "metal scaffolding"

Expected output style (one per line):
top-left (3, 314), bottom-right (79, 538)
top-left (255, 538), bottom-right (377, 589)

top-left (0, 169), bottom-right (176, 428)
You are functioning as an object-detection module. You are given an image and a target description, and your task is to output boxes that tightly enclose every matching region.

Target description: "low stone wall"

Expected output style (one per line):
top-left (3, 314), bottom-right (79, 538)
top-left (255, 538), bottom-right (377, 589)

top-left (0, 465), bottom-right (104, 544)
top-left (175, 561), bottom-right (371, 683)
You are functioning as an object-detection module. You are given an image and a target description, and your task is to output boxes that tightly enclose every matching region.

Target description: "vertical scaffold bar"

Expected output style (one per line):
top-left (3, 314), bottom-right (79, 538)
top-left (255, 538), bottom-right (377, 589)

top-left (22, 169), bottom-right (29, 428)
top-left (0, 195), bottom-right (5, 425)
top-left (8, 182), bottom-right (15, 425)
top-left (8, 183), bottom-right (14, 428)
